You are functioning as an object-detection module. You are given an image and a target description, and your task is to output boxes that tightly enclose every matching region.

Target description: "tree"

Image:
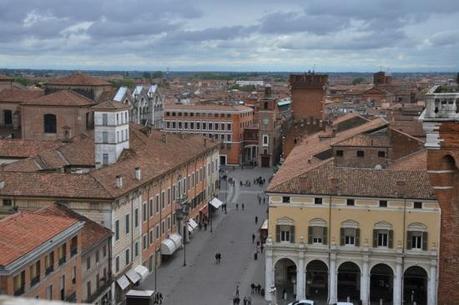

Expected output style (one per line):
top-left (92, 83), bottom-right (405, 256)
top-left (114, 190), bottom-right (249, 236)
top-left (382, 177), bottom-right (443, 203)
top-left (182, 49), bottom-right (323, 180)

top-left (352, 77), bottom-right (365, 85)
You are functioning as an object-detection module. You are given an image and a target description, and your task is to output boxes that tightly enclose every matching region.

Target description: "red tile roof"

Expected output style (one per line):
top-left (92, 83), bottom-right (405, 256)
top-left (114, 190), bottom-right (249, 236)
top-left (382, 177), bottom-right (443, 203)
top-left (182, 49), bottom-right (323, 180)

top-left (24, 90), bottom-right (95, 107)
top-left (389, 149), bottom-right (427, 171)
top-left (0, 208), bottom-right (79, 266)
top-left (0, 139), bottom-right (62, 158)
top-left (92, 100), bottom-right (129, 111)
top-left (165, 103), bottom-right (252, 112)
top-left (0, 88), bottom-right (44, 103)
top-left (47, 73), bottom-right (112, 86)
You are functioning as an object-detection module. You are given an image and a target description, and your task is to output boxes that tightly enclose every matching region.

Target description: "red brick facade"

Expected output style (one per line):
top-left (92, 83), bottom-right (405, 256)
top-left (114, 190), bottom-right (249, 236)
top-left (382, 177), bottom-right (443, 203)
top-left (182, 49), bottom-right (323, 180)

top-left (289, 73), bottom-right (328, 121)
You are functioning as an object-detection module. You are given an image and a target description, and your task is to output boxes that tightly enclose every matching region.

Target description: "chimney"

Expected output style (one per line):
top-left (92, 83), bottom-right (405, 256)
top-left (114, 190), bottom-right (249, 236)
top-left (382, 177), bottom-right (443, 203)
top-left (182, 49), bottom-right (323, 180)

top-left (135, 167), bottom-right (141, 181)
top-left (116, 175), bottom-right (123, 188)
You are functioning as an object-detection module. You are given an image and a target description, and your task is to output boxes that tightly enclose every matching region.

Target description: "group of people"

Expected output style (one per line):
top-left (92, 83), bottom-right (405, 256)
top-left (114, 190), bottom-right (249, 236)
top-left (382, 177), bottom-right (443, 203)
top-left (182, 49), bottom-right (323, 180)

top-left (256, 193), bottom-right (266, 205)
top-left (253, 176), bottom-right (266, 186)
top-left (250, 283), bottom-right (264, 296)
top-left (153, 292), bottom-right (163, 304)
top-left (214, 252), bottom-right (222, 264)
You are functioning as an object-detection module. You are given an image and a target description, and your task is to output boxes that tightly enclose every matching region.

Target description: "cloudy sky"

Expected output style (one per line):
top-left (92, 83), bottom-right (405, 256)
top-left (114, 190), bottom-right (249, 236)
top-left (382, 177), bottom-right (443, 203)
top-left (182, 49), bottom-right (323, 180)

top-left (0, 0), bottom-right (458, 72)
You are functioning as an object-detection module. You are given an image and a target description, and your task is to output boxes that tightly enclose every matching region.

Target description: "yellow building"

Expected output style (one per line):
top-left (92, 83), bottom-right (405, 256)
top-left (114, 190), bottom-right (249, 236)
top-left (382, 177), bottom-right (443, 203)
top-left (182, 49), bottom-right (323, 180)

top-left (265, 117), bottom-right (439, 305)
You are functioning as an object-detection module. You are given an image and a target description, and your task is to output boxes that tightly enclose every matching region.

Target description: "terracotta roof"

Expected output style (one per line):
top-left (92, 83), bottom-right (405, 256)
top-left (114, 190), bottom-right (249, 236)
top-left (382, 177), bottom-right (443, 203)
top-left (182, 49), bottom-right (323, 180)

top-left (389, 149), bottom-right (427, 171)
top-left (36, 204), bottom-right (111, 254)
top-left (333, 134), bottom-right (391, 147)
top-left (0, 171), bottom-right (112, 199)
top-left (270, 118), bottom-right (389, 189)
top-left (0, 208), bottom-right (79, 266)
top-left (165, 103), bottom-right (252, 112)
top-left (47, 73), bottom-right (111, 86)
top-left (92, 100), bottom-right (129, 111)
top-left (269, 159), bottom-right (435, 200)
top-left (24, 90), bottom-right (95, 107)
top-left (0, 88), bottom-right (44, 103)
top-left (0, 139), bottom-right (62, 158)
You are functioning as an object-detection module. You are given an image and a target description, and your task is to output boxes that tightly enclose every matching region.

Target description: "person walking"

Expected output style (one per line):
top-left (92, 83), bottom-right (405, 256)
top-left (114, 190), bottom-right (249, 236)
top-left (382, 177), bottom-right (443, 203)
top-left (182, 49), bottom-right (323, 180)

top-left (236, 203), bottom-right (239, 210)
top-left (215, 253), bottom-right (219, 264)
top-left (204, 222), bottom-right (207, 231)
top-left (252, 233), bottom-right (256, 244)
top-left (241, 203), bottom-right (245, 210)
top-left (236, 285), bottom-right (240, 297)
top-left (255, 216), bottom-right (258, 225)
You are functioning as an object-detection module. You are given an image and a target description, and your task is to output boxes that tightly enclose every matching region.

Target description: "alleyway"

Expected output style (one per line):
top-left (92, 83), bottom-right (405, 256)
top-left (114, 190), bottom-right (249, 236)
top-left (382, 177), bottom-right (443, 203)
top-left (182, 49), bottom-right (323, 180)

top-left (140, 167), bottom-right (273, 305)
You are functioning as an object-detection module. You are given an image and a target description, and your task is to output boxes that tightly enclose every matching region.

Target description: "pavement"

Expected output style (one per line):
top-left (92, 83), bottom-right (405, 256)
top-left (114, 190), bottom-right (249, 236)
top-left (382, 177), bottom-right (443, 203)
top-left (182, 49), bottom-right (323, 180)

top-left (140, 167), bottom-right (274, 305)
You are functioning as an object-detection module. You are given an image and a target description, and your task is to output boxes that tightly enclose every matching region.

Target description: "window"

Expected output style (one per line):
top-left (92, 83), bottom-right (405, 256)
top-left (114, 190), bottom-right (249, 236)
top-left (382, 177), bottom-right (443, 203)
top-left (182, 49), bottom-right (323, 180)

top-left (143, 203), bottom-right (147, 222)
top-left (125, 214), bottom-right (130, 234)
top-left (96, 250), bottom-right (99, 263)
top-left (115, 220), bottom-right (120, 240)
top-left (155, 225), bottom-right (160, 239)
top-left (103, 245), bottom-right (107, 257)
top-left (30, 261), bottom-right (40, 286)
top-left (143, 235), bottom-right (147, 249)
top-left (336, 150), bottom-right (343, 157)
top-left (125, 249), bottom-right (130, 265)
top-left (102, 153), bottom-right (109, 165)
top-left (46, 285), bottom-right (53, 300)
top-left (149, 199), bottom-right (153, 217)
top-left (314, 198), bottom-right (323, 205)
top-left (13, 271), bottom-right (25, 296)
top-left (70, 237), bottom-right (78, 256)
top-left (135, 242), bottom-right (139, 257)
top-left (378, 151), bottom-right (386, 158)
top-left (115, 256), bottom-right (119, 273)
top-left (357, 150), bottom-right (365, 157)
top-left (135, 208), bottom-right (139, 227)
top-left (414, 201), bottom-right (423, 209)
top-left (45, 251), bottom-right (54, 275)
top-left (379, 200), bottom-right (388, 208)
top-left (407, 229), bottom-right (427, 250)
top-left (155, 195), bottom-right (160, 213)
top-left (411, 232), bottom-right (423, 249)
top-left (308, 225), bottom-right (327, 244)
top-left (44, 114), bottom-right (57, 133)
top-left (263, 135), bottom-right (269, 146)
top-left (72, 266), bottom-right (76, 284)
top-left (282, 196), bottom-right (290, 203)
top-left (58, 244), bottom-right (66, 265)
top-left (86, 256), bottom-right (91, 270)
top-left (87, 281), bottom-right (92, 298)
top-left (3, 199), bottom-right (12, 206)
top-left (102, 131), bottom-right (108, 143)
top-left (60, 275), bottom-right (65, 300)
top-left (149, 230), bottom-right (153, 244)
top-left (343, 228), bottom-right (357, 245)
top-left (346, 199), bottom-right (355, 206)
top-left (276, 225), bottom-right (294, 243)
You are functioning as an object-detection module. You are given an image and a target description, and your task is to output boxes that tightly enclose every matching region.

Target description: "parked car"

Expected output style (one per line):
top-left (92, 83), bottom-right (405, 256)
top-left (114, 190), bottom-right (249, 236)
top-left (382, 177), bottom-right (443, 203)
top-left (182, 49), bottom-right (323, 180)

top-left (288, 300), bottom-right (315, 305)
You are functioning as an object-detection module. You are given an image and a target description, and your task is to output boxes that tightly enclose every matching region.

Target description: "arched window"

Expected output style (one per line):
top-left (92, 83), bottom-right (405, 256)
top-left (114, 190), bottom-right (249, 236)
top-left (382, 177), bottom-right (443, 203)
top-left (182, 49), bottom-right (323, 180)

top-left (44, 114), bottom-right (57, 133)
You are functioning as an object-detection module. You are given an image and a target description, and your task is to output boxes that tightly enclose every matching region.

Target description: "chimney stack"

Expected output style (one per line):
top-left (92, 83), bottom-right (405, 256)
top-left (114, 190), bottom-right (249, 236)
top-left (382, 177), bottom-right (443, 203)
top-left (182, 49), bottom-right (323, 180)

top-left (116, 175), bottom-right (123, 188)
top-left (135, 167), bottom-right (141, 181)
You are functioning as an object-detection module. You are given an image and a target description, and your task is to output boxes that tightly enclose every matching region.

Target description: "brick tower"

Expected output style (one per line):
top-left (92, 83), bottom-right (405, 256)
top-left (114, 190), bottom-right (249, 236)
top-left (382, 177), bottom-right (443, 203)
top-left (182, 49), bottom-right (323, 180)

top-left (289, 72), bottom-right (328, 121)
top-left (421, 84), bottom-right (459, 305)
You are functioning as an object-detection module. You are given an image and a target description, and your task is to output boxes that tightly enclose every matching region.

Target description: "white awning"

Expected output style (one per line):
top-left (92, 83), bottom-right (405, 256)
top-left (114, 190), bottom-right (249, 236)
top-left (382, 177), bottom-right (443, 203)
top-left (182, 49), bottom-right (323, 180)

top-left (261, 219), bottom-right (268, 230)
top-left (160, 238), bottom-right (177, 255)
top-left (187, 223), bottom-right (194, 232)
top-left (188, 218), bottom-right (198, 229)
top-left (209, 197), bottom-right (223, 208)
top-left (126, 289), bottom-right (155, 297)
top-left (169, 233), bottom-right (182, 248)
top-left (116, 275), bottom-right (130, 290)
top-left (134, 265), bottom-right (149, 281)
top-left (126, 269), bottom-right (141, 285)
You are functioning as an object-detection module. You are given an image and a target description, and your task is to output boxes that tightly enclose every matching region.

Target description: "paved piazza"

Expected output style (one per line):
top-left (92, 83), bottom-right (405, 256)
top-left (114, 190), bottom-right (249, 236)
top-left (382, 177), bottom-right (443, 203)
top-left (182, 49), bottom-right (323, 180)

top-left (140, 167), bottom-right (274, 305)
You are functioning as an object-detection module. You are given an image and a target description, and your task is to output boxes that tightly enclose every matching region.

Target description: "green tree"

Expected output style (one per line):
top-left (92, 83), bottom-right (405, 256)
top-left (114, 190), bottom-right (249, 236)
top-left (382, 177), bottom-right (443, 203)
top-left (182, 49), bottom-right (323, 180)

top-left (352, 77), bottom-right (365, 85)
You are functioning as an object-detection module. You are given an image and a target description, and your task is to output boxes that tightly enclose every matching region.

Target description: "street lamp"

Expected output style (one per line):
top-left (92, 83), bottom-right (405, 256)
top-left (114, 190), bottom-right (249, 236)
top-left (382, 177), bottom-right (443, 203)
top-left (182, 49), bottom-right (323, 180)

top-left (175, 189), bottom-right (189, 267)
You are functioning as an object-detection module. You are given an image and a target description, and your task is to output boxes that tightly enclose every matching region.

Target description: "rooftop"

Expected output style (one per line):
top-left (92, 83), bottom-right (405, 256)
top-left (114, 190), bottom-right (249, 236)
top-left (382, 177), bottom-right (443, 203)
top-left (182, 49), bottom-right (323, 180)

top-left (24, 90), bottom-right (95, 107)
top-left (47, 73), bottom-right (112, 86)
top-left (165, 103), bottom-right (253, 113)
top-left (0, 88), bottom-right (44, 103)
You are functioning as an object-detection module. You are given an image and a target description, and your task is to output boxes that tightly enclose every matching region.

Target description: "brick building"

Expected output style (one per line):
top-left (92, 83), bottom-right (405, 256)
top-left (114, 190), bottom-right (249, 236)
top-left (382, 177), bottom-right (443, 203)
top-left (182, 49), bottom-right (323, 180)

top-left (163, 103), bottom-right (253, 165)
top-left (45, 73), bottom-right (112, 101)
top-left (421, 84), bottom-right (459, 305)
top-left (289, 73), bottom-right (328, 121)
top-left (0, 207), bottom-right (84, 302)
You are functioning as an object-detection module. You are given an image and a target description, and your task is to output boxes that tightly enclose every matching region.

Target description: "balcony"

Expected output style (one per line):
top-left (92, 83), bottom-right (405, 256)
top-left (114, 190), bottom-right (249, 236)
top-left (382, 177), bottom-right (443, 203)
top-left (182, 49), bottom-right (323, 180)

top-left (85, 279), bottom-right (113, 304)
top-left (45, 266), bottom-right (54, 276)
top-left (31, 276), bottom-right (40, 287)
top-left (58, 256), bottom-right (66, 266)
top-left (70, 247), bottom-right (77, 257)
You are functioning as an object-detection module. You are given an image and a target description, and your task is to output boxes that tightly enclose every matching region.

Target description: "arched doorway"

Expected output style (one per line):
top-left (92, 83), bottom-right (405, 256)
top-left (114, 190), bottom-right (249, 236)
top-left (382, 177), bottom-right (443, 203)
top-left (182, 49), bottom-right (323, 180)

top-left (370, 264), bottom-right (393, 305)
top-left (274, 258), bottom-right (297, 302)
top-left (338, 262), bottom-right (360, 302)
top-left (403, 266), bottom-right (427, 305)
top-left (306, 260), bottom-right (328, 302)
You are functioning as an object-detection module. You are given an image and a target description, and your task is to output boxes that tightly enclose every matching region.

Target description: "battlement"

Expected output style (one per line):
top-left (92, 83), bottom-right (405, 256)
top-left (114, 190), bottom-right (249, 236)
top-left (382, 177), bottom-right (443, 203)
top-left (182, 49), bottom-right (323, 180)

top-left (289, 73), bottom-right (328, 89)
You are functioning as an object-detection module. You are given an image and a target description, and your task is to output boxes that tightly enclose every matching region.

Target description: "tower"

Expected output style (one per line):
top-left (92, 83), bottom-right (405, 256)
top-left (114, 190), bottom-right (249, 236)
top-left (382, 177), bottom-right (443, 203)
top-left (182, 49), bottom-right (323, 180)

top-left (93, 101), bottom-right (130, 168)
top-left (289, 72), bottom-right (328, 121)
top-left (421, 84), bottom-right (459, 305)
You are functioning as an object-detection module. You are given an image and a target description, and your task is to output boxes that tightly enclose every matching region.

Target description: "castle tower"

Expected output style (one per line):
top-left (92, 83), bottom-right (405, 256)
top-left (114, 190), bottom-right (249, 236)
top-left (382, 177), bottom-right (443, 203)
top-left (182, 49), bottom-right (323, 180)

top-left (421, 84), bottom-right (459, 305)
top-left (93, 101), bottom-right (130, 168)
top-left (289, 72), bottom-right (328, 121)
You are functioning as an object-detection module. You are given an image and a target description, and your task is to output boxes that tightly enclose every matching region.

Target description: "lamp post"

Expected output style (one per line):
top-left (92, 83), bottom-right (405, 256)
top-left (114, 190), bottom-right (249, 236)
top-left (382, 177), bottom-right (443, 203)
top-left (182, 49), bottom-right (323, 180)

top-left (175, 190), bottom-right (189, 267)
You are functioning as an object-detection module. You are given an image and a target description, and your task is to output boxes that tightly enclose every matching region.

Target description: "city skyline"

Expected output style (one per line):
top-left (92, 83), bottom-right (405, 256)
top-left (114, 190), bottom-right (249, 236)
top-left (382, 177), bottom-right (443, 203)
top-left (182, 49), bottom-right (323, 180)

top-left (0, 0), bottom-right (458, 72)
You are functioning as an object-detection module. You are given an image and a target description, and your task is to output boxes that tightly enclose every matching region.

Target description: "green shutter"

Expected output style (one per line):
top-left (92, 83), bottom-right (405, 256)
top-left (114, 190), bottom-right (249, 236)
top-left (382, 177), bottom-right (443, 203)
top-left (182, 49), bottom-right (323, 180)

top-left (422, 232), bottom-right (428, 250)
top-left (290, 226), bottom-right (295, 243)
top-left (389, 230), bottom-right (394, 248)
top-left (407, 231), bottom-right (412, 250)
top-left (340, 228), bottom-right (345, 246)
top-left (355, 228), bottom-right (360, 247)
top-left (276, 225), bottom-right (281, 242)
top-left (308, 226), bottom-right (313, 244)
top-left (323, 227), bottom-right (328, 245)
top-left (373, 230), bottom-right (378, 248)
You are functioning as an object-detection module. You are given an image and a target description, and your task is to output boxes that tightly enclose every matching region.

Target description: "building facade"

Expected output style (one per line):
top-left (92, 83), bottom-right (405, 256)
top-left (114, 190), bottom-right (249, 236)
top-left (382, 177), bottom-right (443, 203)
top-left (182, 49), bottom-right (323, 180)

top-left (163, 104), bottom-right (253, 165)
top-left (421, 84), bottom-right (459, 305)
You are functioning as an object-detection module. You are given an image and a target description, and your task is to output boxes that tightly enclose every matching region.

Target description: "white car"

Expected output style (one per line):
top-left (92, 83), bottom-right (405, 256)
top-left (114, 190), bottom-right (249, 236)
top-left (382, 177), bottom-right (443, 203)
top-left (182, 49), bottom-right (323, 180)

top-left (288, 300), bottom-right (315, 305)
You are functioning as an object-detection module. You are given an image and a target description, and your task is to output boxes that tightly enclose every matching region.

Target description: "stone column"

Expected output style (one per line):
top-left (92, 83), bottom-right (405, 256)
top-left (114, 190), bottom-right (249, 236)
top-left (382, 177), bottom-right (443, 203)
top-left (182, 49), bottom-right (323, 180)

top-left (265, 239), bottom-right (274, 302)
top-left (329, 253), bottom-right (337, 304)
top-left (428, 260), bottom-right (437, 305)
top-left (360, 257), bottom-right (369, 305)
top-left (393, 259), bottom-right (402, 305)
top-left (297, 254), bottom-right (305, 300)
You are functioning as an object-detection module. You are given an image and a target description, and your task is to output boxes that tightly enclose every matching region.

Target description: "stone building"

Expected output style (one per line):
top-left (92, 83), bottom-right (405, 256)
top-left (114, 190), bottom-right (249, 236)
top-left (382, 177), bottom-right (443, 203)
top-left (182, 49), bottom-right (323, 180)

top-left (163, 103), bottom-right (253, 165)
top-left (421, 83), bottom-right (459, 305)
top-left (265, 115), bottom-right (439, 305)
top-left (0, 207), bottom-right (84, 302)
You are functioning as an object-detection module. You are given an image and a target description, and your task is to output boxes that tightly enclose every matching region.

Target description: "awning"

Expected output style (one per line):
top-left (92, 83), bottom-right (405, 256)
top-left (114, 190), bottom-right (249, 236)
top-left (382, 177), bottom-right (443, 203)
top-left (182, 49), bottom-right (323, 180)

top-left (134, 265), bottom-right (149, 281)
top-left (126, 269), bottom-right (141, 285)
top-left (209, 197), bottom-right (223, 208)
top-left (160, 233), bottom-right (182, 255)
top-left (199, 205), bottom-right (208, 215)
top-left (261, 219), bottom-right (268, 230)
top-left (116, 275), bottom-right (130, 290)
top-left (188, 218), bottom-right (198, 229)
